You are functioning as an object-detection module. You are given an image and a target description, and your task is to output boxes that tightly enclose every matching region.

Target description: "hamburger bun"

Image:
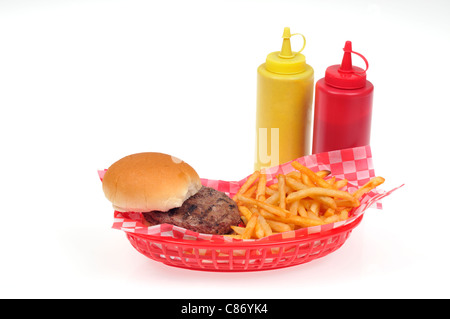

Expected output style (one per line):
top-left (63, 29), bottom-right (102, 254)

top-left (102, 152), bottom-right (202, 212)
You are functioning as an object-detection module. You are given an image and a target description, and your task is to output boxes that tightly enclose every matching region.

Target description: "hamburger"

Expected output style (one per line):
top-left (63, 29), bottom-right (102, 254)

top-left (102, 152), bottom-right (242, 235)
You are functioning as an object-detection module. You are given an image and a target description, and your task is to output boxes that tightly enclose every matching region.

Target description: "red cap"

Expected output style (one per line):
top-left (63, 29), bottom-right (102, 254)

top-left (325, 41), bottom-right (369, 89)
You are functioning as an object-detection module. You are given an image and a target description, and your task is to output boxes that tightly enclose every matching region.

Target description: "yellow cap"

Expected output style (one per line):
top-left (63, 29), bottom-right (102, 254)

top-left (265, 27), bottom-right (307, 75)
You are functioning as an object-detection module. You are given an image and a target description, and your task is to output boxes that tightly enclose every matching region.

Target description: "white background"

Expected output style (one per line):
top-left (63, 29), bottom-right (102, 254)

top-left (1, 0), bottom-right (449, 299)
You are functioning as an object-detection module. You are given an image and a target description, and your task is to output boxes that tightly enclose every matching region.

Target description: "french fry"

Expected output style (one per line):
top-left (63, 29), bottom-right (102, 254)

top-left (286, 170), bottom-right (302, 181)
top-left (242, 212), bottom-right (258, 239)
top-left (266, 220), bottom-right (291, 233)
top-left (254, 217), bottom-right (265, 239)
top-left (298, 201), bottom-right (308, 218)
top-left (236, 194), bottom-right (288, 218)
top-left (256, 171), bottom-right (267, 201)
top-left (258, 215), bottom-right (273, 237)
top-left (323, 208), bottom-right (335, 218)
top-left (233, 170), bottom-right (260, 200)
top-left (249, 206), bottom-right (265, 239)
top-left (264, 191), bottom-right (280, 205)
top-left (265, 186), bottom-right (277, 196)
top-left (334, 179), bottom-right (348, 190)
top-left (278, 174), bottom-right (286, 210)
top-left (339, 208), bottom-right (350, 220)
top-left (316, 170), bottom-right (331, 178)
top-left (335, 199), bottom-right (359, 207)
top-left (301, 173), bottom-right (315, 187)
top-left (238, 205), bottom-right (253, 223)
top-left (285, 176), bottom-right (308, 191)
top-left (257, 207), bottom-right (325, 227)
top-left (283, 214), bottom-right (325, 227)
top-left (254, 223), bottom-right (264, 239)
top-left (289, 199), bottom-right (300, 216)
top-left (292, 161), bottom-right (334, 189)
top-left (257, 208), bottom-right (280, 221)
top-left (307, 210), bottom-right (322, 221)
top-left (231, 226), bottom-right (245, 235)
top-left (243, 185), bottom-right (257, 198)
top-left (286, 187), bottom-right (359, 205)
top-left (326, 176), bottom-right (336, 185)
top-left (310, 195), bottom-right (337, 209)
top-left (323, 215), bottom-right (339, 224)
top-left (352, 177), bottom-right (385, 200)
top-left (310, 201), bottom-right (320, 216)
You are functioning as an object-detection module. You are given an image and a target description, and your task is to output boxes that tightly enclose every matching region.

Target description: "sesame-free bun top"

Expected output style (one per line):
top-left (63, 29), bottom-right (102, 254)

top-left (102, 152), bottom-right (202, 213)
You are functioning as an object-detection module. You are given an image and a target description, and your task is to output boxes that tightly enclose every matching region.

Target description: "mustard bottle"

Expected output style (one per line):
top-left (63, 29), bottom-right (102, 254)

top-left (255, 27), bottom-right (314, 170)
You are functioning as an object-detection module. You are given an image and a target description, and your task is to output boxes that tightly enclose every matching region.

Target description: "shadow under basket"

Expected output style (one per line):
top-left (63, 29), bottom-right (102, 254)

top-left (126, 215), bottom-right (363, 272)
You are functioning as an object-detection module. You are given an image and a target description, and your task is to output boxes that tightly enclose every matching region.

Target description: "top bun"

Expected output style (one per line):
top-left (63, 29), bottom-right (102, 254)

top-left (102, 152), bottom-right (202, 212)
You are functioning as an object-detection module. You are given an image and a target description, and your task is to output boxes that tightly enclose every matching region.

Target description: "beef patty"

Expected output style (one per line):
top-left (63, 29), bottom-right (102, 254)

top-left (142, 186), bottom-right (242, 235)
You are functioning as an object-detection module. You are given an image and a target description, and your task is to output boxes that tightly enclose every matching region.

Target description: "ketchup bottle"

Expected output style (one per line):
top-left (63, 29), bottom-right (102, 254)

top-left (312, 41), bottom-right (374, 154)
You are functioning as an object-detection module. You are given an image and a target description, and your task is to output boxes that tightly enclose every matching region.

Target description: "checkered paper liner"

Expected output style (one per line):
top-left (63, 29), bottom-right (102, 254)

top-left (98, 146), bottom-right (402, 244)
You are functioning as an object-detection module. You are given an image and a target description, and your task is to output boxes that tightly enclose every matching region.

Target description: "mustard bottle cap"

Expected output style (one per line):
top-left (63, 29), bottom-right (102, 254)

top-left (265, 27), bottom-right (307, 75)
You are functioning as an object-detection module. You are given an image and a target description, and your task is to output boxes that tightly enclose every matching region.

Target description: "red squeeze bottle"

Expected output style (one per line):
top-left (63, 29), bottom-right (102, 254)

top-left (312, 41), bottom-right (374, 154)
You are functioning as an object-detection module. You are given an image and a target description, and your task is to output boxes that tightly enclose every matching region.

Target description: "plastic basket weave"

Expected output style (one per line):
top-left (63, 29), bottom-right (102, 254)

top-left (125, 215), bottom-right (363, 272)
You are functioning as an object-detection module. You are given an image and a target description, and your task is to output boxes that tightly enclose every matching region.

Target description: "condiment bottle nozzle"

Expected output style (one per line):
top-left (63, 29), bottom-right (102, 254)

top-left (339, 41), bottom-right (353, 73)
top-left (279, 27), bottom-right (294, 58)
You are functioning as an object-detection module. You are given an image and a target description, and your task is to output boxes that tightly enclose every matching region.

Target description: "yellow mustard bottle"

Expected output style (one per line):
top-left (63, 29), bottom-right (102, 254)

top-left (255, 27), bottom-right (314, 170)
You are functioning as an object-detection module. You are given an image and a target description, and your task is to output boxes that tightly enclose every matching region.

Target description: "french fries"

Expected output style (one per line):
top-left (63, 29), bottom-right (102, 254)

top-left (228, 162), bottom-right (385, 240)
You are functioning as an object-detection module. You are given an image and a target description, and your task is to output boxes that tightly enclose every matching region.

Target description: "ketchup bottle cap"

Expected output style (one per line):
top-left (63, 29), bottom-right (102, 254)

top-left (325, 41), bottom-right (369, 89)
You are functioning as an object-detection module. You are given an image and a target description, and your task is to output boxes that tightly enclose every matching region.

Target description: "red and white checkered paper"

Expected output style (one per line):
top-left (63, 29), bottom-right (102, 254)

top-left (98, 146), bottom-right (402, 243)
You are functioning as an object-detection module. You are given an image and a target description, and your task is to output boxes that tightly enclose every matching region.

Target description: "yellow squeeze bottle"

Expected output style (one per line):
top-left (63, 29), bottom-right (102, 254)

top-left (255, 27), bottom-right (314, 170)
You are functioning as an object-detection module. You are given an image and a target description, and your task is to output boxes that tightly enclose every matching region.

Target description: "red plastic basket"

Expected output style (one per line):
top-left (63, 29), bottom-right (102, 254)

top-left (125, 215), bottom-right (363, 272)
